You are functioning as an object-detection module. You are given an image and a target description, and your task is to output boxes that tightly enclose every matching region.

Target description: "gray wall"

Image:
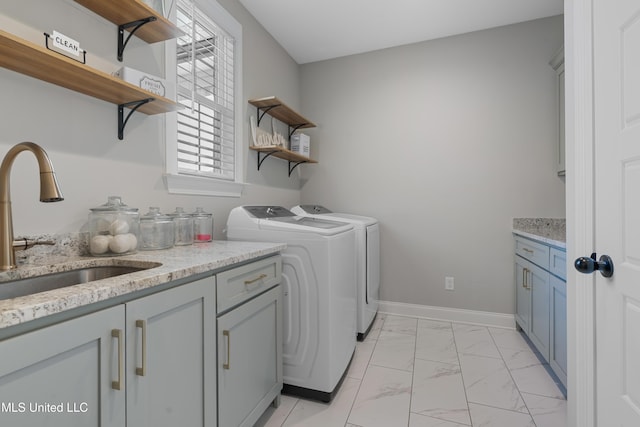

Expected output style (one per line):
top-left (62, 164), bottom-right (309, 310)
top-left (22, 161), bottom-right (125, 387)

top-left (0, 2), bottom-right (565, 316)
top-left (0, 0), bottom-right (301, 239)
top-left (299, 16), bottom-right (565, 314)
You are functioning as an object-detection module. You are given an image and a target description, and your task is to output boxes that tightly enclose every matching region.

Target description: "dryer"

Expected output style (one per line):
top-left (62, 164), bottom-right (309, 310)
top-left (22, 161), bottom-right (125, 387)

top-left (226, 206), bottom-right (356, 402)
top-left (291, 205), bottom-right (380, 341)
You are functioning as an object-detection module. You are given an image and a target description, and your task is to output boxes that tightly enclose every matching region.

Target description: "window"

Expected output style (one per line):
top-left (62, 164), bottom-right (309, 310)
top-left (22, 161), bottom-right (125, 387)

top-left (164, 0), bottom-right (244, 197)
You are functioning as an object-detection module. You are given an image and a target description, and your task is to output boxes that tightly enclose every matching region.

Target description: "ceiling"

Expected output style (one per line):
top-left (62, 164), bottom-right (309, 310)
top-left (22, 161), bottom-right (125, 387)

top-left (238, 0), bottom-right (564, 64)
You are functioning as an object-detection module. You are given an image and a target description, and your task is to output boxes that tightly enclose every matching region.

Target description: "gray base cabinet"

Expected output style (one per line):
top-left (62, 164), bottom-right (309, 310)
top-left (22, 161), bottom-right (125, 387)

top-left (0, 305), bottom-right (125, 427)
top-left (216, 256), bottom-right (283, 427)
top-left (217, 286), bottom-right (282, 427)
top-left (0, 256), bottom-right (284, 427)
top-left (549, 274), bottom-right (567, 385)
top-left (126, 276), bottom-right (216, 427)
top-left (0, 275), bottom-right (216, 427)
top-left (514, 235), bottom-right (566, 387)
top-left (515, 260), bottom-right (531, 333)
top-left (528, 260), bottom-right (551, 360)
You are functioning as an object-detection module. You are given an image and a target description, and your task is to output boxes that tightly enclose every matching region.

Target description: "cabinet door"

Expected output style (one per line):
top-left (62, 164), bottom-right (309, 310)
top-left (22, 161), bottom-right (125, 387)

top-left (550, 47), bottom-right (565, 176)
top-left (528, 262), bottom-right (550, 361)
top-left (549, 274), bottom-right (567, 386)
top-left (557, 66), bottom-right (565, 175)
top-left (126, 276), bottom-right (216, 427)
top-left (0, 305), bottom-right (125, 427)
top-left (218, 285), bottom-right (282, 427)
top-left (515, 257), bottom-right (530, 332)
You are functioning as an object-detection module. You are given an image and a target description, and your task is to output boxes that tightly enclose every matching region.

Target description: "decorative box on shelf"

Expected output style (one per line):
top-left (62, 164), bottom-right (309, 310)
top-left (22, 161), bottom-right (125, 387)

top-left (113, 66), bottom-right (175, 100)
top-left (290, 133), bottom-right (310, 156)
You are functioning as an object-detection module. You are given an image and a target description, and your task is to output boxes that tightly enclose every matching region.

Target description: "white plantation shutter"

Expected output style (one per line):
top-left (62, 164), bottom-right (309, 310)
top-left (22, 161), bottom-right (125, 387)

top-left (175, 0), bottom-right (236, 180)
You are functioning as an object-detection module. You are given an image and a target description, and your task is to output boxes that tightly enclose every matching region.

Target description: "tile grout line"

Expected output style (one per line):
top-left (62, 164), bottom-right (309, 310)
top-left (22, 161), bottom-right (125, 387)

top-left (406, 317), bottom-right (419, 427)
top-left (278, 397), bottom-right (299, 427)
top-left (451, 321), bottom-right (474, 427)
top-left (486, 327), bottom-right (538, 426)
top-left (343, 315), bottom-right (385, 427)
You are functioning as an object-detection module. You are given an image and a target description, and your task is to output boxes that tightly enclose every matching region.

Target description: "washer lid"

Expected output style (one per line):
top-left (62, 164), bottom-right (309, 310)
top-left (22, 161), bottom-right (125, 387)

top-left (242, 206), bottom-right (353, 233)
top-left (271, 216), bottom-right (348, 229)
top-left (298, 204), bottom-right (333, 214)
top-left (243, 206), bottom-right (296, 218)
top-left (291, 205), bottom-right (378, 226)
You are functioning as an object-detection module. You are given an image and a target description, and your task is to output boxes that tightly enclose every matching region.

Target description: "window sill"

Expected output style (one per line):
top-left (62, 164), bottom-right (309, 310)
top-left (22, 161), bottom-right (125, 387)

top-left (164, 173), bottom-right (244, 198)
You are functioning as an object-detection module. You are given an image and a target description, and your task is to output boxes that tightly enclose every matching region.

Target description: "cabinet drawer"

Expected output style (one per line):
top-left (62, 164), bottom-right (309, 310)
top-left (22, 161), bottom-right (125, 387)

top-left (549, 247), bottom-right (567, 280)
top-left (515, 236), bottom-right (550, 269)
top-left (217, 256), bottom-right (281, 314)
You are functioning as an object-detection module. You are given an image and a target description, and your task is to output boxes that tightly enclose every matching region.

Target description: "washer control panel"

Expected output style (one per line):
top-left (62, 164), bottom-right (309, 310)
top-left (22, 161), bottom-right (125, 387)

top-left (244, 206), bottom-right (296, 218)
top-left (299, 205), bottom-right (333, 214)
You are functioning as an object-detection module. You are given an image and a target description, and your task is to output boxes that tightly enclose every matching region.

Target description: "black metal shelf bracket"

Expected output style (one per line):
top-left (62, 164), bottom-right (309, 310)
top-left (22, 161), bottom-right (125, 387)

top-left (255, 150), bottom-right (307, 176)
top-left (256, 150), bottom-right (277, 170)
top-left (256, 105), bottom-right (281, 126)
top-left (118, 17), bottom-right (157, 61)
top-left (288, 123), bottom-right (308, 140)
top-left (118, 98), bottom-right (154, 140)
top-left (288, 160), bottom-right (307, 176)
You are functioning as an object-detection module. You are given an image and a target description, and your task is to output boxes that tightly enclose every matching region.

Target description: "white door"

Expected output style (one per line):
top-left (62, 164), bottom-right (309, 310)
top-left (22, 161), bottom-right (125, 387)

top-left (591, 0), bottom-right (640, 424)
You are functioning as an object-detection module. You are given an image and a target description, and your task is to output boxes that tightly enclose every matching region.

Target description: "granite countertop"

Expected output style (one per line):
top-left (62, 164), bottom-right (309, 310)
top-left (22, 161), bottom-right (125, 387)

top-left (0, 240), bottom-right (285, 330)
top-left (513, 218), bottom-right (566, 249)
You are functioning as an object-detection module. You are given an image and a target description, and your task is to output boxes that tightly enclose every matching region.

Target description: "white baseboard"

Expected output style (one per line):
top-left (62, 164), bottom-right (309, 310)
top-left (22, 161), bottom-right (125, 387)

top-left (378, 300), bottom-right (516, 329)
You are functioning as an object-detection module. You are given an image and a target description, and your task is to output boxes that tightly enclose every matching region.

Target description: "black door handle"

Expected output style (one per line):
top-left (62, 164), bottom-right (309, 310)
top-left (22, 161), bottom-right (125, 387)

top-left (574, 252), bottom-right (614, 278)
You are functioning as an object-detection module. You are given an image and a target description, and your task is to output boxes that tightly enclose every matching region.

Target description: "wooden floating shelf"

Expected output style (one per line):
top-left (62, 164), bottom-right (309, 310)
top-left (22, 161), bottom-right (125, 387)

top-left (74, 0), bottom-right (183, 43)
top-left (249, 146), bottom-right (317, 164)
top-left (248, 97), bottom-right (316, 176)
top-left (0, 30), bottom-right (179, 115)
top-left (248, 97), bottom-right (316, 129)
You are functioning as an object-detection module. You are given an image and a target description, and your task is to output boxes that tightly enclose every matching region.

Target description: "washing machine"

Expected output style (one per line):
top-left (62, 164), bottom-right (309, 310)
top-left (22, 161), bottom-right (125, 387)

top-left (291, 205), bottom-right (380, 341)
top-left (226, 206), bottom-right (356, 402)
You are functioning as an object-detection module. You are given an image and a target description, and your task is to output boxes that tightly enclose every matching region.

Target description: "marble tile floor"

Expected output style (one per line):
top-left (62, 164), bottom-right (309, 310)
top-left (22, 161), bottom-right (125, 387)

top-left (254, 314), bottom-right (567, 427)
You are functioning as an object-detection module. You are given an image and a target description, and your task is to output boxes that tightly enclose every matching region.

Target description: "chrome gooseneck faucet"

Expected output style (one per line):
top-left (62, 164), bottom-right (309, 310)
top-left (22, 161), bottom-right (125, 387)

top-left (0, 142), bottom-right (64, 270)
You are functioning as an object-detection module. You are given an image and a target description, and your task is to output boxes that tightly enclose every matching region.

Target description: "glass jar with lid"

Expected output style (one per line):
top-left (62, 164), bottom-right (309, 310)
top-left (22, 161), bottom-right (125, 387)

top-left (88, 196), bottom-right (140, 256)
top-left (139, 207), bottom-right (175, 250)
top-left (169, 207), bottom-right (193, 246)
top-left (191, 207), bottom-right (213, 242)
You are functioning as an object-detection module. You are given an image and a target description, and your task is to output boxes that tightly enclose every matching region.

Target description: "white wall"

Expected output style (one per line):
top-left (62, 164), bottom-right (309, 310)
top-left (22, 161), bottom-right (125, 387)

top-left (0, 0), bottom-right (302, 240)
top-left (299, 16), bottom-right (565, 314)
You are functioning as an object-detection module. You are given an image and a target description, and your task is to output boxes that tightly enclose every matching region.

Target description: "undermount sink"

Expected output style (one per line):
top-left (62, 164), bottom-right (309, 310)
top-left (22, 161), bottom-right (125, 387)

top-left (0, 263), bottom-right (161, 301)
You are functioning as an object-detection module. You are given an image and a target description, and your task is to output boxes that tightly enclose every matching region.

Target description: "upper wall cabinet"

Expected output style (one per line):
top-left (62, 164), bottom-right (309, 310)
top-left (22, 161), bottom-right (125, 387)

top-left (549, 46), bottom-right (565, 177)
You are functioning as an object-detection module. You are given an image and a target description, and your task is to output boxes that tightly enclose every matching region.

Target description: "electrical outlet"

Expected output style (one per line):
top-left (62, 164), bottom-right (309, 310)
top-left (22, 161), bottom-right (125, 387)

top-left (445, 276), bottom-right (454, 291)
